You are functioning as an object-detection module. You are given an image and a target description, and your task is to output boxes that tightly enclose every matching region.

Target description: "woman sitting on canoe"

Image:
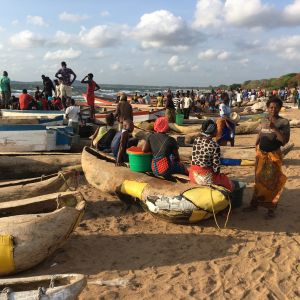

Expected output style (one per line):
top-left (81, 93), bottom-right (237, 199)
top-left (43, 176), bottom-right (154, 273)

top-left (216, 92), bottom-right (235, 147)
top-left (142, 117), bottom-right (187, 178)
top-left (189, 119), bottom-right (233, 191)
top-left (111, 119), bottom-right (138, 166)
top-left (245, 96), bottom-right (290, 218)
top-left (91, 113), bottom-right (116, 151)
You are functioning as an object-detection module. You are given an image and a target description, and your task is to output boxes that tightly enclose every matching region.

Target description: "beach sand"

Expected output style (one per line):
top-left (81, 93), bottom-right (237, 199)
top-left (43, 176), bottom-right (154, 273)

top-left (22, 109), bottom-right (300, 299)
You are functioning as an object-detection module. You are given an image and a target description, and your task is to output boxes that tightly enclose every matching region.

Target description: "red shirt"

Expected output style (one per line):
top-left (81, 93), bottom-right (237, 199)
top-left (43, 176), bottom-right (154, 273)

top-left (86, 80), bottom-right (97, 105)
top-left (19, 94), bottom-right (33, 110)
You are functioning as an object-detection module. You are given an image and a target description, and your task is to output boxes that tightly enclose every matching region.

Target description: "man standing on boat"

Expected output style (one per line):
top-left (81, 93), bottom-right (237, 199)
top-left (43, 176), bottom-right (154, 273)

top-left (81, 73), bottom-right (100, 120)
top-left (55, 61), bottom-right (77, 108)
top-left (0, 71), bottom-right (11, 109)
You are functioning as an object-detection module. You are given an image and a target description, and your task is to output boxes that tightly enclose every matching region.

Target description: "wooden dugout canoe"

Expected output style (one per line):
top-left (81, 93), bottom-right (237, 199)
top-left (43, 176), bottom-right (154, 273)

top-left (0, 170), bottom-right (79, 203)
top-left (0, 191), bottom-right (86, 276)
top-left (0, 273), bottom-right (86, 300)
top-left (82, 147), bottom-right (230, 224)
top-left (0, 153), bottom-right (81, 179)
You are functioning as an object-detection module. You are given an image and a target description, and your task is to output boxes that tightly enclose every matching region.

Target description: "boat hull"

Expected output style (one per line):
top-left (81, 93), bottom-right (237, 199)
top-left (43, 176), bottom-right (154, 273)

top-left (0, 170), bottom-right (79, 202)
top-left (0, 274), bottom-right (86, 300)
top-left (82, 147), bottom-right (230, 224)
top-left (0, 125), bottom-right (72, 152)
top-left (0, 192), bottom-right (86, 276)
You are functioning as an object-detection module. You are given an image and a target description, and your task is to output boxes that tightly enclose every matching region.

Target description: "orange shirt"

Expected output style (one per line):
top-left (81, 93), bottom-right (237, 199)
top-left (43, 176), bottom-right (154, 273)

top-left (19, 94), bottom-right (33, 110)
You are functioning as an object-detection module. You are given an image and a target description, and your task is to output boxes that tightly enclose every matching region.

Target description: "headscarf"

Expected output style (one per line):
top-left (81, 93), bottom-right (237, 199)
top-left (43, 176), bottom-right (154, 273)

top-left (154, 117), bottom-right (169, 133)
top-left (202, 119), bottom-right (216, 135)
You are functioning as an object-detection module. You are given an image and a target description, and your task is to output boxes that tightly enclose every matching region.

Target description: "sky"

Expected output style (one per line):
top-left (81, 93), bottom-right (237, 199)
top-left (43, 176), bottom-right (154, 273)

top-left (0, 0), bottom-right (300, 86)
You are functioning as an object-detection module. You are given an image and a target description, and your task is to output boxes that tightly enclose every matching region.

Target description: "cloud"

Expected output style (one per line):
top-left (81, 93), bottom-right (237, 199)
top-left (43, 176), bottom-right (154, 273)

top-left (44, 48), bottom-right (81, 60)
top-left (268, 35), bottom-right (300, 60)
top-left (167, 55), bottom-right (197, 72)
top-left (0, 26), bottom-right (5, 32)
top-left (217, 51), bottom-right (230, 60)
top-left (224, 0), bottom-right (277, 28)
top-left (198, 49), bottom-right (232, 61)
top-left (283, 0), bottom-right (300, 25)
top-left (27, 15), bottom-right (48, 27)
top-left (100, 10), bottom-right (110, 17)
top-left (133, 10), bottom-right (205, 51)
top-left (193, 0), bottom-right (223, 28)
top-left (10, 30), bottom-right (46, 48)
top-left (79, 25), bottom-right (121, 48)
top-left (193, 0), bottom-right (300, 29)
top-left (198, 49), bottom-right (219, 60)
top-left (12, 20), bottom-right (19, 26)
top-left (51, 30), bottom-right (77, 45)
top-left (59, 12), bottom-right (89, 22)
top-left (110, 63), bottom-right (121, 71)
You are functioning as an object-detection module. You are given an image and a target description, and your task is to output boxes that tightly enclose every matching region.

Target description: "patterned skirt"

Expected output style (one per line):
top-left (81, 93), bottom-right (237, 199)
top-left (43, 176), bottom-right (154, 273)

top-left (189, 165), bottom-right (233, 191)
top-left (251, 148), bottom-right (286, 209)
top-left (151, 155), bottom-right (187, 178)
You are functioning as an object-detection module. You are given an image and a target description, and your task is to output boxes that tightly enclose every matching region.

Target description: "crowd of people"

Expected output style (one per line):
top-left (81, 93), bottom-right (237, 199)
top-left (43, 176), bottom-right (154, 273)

top-left (90, 90), bottom-right (291, 219)
top-left (0, 61), bottom-right (100, 121)
top-left (0, 65), bottom-right (294, 218)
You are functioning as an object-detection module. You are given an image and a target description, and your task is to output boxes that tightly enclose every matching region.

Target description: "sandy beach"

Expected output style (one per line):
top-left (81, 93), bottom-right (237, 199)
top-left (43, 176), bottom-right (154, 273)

top-left (20, 109), bottom-right (300, 300)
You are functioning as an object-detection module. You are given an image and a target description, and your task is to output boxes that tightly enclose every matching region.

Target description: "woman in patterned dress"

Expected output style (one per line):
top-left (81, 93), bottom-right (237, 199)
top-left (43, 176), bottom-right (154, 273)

top-left (245, 96), bottom-right (290, 218)
top-left (189, 119), bottom-right (233, 191)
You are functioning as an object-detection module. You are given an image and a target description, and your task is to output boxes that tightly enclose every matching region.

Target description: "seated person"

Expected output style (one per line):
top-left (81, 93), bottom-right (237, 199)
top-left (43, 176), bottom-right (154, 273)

top-left (189, 119), bottom-right (233, 191)
top-left (142, 117), bottom-right (187, 178)
top-left (91, 113), bottom-right (117, 151)
top-left (111, 120), bottom-right (138, 165)
top-left (51, 97), bottom-right (63, 110)
top-left (19, 89), bottom-right (33, 110)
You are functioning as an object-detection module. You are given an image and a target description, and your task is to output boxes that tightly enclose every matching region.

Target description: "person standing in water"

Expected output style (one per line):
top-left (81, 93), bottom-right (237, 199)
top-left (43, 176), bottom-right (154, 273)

top-left (81, 73), bottom-right (100, 120)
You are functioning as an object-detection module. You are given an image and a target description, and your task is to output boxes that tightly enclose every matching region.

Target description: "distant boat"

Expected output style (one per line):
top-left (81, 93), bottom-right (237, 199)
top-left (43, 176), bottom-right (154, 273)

top-left (0, 125), bottom-right (73, 152)
top-left (82, 94), bottom-right (165, 122)
top-left (0, 109), bottom-right (64, 118)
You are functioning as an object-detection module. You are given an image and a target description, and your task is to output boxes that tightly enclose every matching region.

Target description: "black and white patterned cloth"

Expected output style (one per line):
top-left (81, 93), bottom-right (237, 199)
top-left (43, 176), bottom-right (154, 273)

top-left (191, 135), bottom-right (221, 173)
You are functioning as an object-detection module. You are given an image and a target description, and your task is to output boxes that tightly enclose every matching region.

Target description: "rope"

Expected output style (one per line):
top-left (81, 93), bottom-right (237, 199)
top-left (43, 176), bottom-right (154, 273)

top-left (1, 287), bottom-right (13, 300)
top-left (210, 187), bottom-right (232, 229)
top-left (40, 174), bottom-right (45, 182)
top-left (37, 287), bottom-right (47, 300)
top-left (49, 275), bottom-right (58, 289)
top-left (56, 194), bottom-right (61, 209)
top-left (57, 171), bottom-right (77, 191)
top-left (210, 188), bottom-right (221, 229)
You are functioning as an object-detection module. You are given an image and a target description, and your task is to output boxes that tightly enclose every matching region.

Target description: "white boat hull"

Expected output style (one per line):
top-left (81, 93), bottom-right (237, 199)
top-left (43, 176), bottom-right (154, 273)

top-left (0, 125), bottom-right (72, 152)
top-left (0, 274), bottom-right (86, 300)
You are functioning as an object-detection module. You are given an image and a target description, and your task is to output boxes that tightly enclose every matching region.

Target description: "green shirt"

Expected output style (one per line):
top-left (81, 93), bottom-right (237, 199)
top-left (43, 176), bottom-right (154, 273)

top-left (0, 76), bottom-right (10, 92)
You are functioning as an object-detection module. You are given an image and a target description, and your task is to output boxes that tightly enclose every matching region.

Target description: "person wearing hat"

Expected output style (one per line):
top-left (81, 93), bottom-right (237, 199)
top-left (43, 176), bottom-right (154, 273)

top-left (142, 117), bottom-right (187, 178)
top-left (190, 119), bottom-right (233, 191)
top-left (216, 92), bottom-right (235, 147)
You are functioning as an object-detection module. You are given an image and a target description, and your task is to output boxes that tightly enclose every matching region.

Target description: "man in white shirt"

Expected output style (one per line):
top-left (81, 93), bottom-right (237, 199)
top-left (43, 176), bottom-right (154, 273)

top-left (183, 91), bottom-right (193, 119)
top-left (65, 98), bottom-right (82, 134)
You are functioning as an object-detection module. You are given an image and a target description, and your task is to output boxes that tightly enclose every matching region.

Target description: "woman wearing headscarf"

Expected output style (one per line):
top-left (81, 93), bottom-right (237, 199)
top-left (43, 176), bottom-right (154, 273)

top-left (216, 92), bottom-right (235, 147)
top-left (246, 96), bottom-right (290, 218)
top-left (189, 119), bottom-right (233, 191)
top-left (142, 117), bottom-right (187, 178)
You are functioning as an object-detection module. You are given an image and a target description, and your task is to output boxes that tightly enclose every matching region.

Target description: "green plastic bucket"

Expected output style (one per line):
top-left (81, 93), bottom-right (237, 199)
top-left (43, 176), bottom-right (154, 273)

top-left (127, 147), bottom-right (153, 172)
top-left (176, 113), bottom-right (184, 125)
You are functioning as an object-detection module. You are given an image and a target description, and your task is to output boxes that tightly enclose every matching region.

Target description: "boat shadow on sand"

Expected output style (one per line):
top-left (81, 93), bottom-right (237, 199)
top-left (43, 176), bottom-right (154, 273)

top-left (23, 233), bottom-right (247, 275)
